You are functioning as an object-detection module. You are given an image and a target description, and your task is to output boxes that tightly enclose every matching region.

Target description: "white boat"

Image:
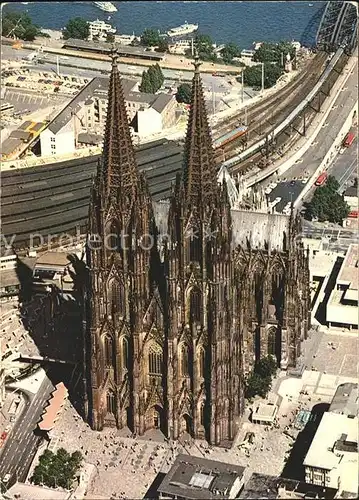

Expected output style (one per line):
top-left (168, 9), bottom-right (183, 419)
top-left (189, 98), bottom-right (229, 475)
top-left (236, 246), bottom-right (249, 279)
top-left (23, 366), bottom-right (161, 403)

top-left (93, 2), bottom-right (117, 13)
top-left (167, 22), bottom-right (198, 37)
top-left (88, 19), bottom-right (116, 41)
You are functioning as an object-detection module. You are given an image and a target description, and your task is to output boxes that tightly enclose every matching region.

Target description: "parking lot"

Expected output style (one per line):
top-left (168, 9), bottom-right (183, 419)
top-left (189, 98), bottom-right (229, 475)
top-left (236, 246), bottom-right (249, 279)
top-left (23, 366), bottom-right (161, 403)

top-left (3, 88), bottom-right (64, 113)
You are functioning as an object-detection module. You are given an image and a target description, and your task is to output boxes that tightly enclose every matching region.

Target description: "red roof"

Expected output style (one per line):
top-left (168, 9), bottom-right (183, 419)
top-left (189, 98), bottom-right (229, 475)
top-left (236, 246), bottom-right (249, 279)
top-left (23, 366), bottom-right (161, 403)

top-left (38, 382), bottom-right (68, 432)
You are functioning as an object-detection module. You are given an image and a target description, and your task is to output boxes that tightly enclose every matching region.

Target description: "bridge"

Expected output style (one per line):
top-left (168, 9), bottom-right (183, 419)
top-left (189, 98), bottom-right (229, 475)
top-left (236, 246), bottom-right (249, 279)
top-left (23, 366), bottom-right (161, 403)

top-left (316, 0), bottom-right (358, 52)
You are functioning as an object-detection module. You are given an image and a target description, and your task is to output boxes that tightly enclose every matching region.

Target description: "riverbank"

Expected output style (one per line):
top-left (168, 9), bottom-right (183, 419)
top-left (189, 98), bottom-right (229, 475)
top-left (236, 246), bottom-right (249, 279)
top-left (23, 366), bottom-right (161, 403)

top-left (2, 36), bottom-right (241, 74)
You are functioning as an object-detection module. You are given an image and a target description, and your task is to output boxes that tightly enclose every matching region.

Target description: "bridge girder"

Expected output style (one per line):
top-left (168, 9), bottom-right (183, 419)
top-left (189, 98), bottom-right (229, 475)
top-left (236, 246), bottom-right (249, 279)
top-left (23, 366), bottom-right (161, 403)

top-left (316, 1), bottom-right (358, 52)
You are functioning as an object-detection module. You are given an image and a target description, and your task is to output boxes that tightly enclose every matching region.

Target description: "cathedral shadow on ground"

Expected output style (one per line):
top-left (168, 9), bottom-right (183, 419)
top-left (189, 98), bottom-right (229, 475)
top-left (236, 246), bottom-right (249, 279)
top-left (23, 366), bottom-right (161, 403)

top-left (144, 472), bottom-right (166, 499)
top-left (281, 403), bottom-right (330, 481)
top-left (15, 255), bottom-right (86, 420)
top-left (315, 256), bottom-right (343, 325)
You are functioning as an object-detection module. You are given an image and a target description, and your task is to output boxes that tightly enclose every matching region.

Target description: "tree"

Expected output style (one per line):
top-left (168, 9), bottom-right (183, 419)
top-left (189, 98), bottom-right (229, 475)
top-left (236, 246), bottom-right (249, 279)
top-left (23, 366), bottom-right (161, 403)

top-left (139, 70), bottom-right (152, 93)
top-left (176, 83), bottom-right (192, 104)
top-left (156, 39), bottom-right (168, 53)
top-left (139, 64), bottom-right (164, 93)
top-left (62, 17), bottom-right (89, 40)
top-left (243, 62), bottom-right (283, 89)
top-left (245, 373), bottom-right (271, 399)
top-left (253, 41), bottom-right (295, 65)
top-left (192, 33), bottom-right (216, 62)
top-left (106, 33), bottom-right (115, 43)
top-left (221, 42), bottom-right (241, 64)
top-left (304, 175), bottom-right (350, 223)
top-left (256, 355), bottom-right (277, 378)
top-left (1, 11), bottom-right (41, 41)
top-left (141, 28), bottom-right (161, 47)
top-left (32, 448), bottom-right (83, 490)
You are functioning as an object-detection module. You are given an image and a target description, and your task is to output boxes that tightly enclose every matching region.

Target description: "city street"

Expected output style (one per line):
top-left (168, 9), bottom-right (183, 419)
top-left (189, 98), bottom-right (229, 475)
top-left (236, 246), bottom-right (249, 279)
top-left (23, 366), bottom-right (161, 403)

top-left (267, 58), bottom-right (358, 212)
top-left (0, 374), bottom-right (54, 488)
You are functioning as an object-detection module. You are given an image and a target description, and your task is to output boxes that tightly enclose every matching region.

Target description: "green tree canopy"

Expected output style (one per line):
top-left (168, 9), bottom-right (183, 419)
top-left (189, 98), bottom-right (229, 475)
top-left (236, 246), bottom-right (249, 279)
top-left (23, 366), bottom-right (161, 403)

top-left (1, 11), bottom-right (42, 41)
top-left (176, 83), bottom-right (192, 104)
top-left (139, 64), bottom-right (164, 93)
top-left (106, 33), bottom-right (115, 43)
top-left (253, 41), bottom-right (295, 65)
top-left (243, 62), bottom-right (283, 89)
top-left (32, 448), bottom-right (83, 490)
top-left (193, 33), bottom-right (216, 62)
top-left (256, 355), bottom-right (278, 378)
top-left (156, 38), bottom-right (169, 53)
top-left (304, 175), bottom-right (350, 223)
top-left (245, 373), bottom-right (271, 399)
top-left (141, 28), bottom-right (161, 47)
top-left (62, 17), bottom-right (89, 40)
top-left (221, 42), bottom-right (241, 64)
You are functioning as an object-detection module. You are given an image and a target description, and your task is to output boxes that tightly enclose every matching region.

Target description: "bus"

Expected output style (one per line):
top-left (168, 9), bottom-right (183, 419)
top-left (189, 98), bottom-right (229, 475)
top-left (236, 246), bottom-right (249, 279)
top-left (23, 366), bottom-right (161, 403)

top-left (343, 132), bottom-right (355, 148)
top-left (315, 172), bottom-right (327, 187)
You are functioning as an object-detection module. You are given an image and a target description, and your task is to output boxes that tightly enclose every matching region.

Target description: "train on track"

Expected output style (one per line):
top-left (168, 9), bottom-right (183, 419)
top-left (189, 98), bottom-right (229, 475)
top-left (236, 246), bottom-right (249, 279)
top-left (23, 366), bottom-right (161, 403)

top-left (212, 126), bottom-right (248, 150)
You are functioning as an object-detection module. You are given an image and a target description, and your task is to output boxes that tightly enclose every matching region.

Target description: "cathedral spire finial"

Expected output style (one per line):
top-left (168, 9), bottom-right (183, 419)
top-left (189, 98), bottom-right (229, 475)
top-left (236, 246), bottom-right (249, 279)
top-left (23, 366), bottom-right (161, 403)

top-left (110, 45), bottom-right (118, 65)
top-left (181, 49), bottom-right (218, 208)
top-left (99, 42), bottom-right (140, 200)
top-left (193, 50), bottom-right (201, 74)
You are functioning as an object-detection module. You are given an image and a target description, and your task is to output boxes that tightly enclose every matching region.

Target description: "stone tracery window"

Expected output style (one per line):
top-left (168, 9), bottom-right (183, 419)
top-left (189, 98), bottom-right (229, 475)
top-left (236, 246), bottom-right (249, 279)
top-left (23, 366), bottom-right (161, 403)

top-left (148, 343), bottom-right (163, 375)
top-left (190, 288), bottom-right (201, 322)
top-left (121, 336), bottom-right (129, 371)
top-left (180, 344), bottom-right (189, 376)
top-left (106, 390), bottom-right (116, 414)
top-left (106, 220), bottom-right (119, 253)
top-left (198, 347), bottom-right (205, 378)
top-left (104, 335), bottom-right (113, 366)
top-left (199, 402), bottom-right (205, 426)
top-left (189, 227), bottom-right (201, 262)
top-left (267, 327), bottom-right (277, 357)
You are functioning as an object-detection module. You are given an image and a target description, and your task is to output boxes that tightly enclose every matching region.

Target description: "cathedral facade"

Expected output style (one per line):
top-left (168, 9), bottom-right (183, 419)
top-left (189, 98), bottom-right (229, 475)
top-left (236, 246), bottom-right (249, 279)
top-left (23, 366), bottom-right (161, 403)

top-left (82, 51), bottom-right (310, 446)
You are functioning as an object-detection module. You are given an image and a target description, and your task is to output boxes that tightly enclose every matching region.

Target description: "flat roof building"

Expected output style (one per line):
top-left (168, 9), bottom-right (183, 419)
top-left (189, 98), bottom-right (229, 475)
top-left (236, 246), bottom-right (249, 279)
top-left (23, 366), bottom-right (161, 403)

top-left (303, 412), bottom-right (358, 496)
top-left (327, 244), bottom-right (358, 329)
top-left (329, 383), bottom-right (358, 418)
top-left (33, 251), bottom-right (76, 295)
top-left (157, 454), bottom-right (245, 499)
top-left (239, 473), bottom-right (337, 499)
top-left (62, 38), bottom-right (166, 61)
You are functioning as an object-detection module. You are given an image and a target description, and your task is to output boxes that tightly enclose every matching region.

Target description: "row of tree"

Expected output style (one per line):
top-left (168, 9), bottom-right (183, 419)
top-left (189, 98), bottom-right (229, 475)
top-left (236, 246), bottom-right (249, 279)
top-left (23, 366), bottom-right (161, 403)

top-left (2, 11), bottom-right (49, 41)
top-left (245, 355), bottom-right (278, 400)
top-left (32, 448), bottom-right (83, 489)
top-left (139, 64), bottom-right (164, 93)
top-left (304, 175), bottom-right (350, 224)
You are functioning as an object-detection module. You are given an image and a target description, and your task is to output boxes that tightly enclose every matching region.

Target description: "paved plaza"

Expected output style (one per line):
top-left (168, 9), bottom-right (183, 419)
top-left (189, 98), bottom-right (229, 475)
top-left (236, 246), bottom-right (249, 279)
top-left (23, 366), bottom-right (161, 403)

top-left (311, 330), bottom-right (358, 379)
top-left (51, 398), bottom-right (297, 499)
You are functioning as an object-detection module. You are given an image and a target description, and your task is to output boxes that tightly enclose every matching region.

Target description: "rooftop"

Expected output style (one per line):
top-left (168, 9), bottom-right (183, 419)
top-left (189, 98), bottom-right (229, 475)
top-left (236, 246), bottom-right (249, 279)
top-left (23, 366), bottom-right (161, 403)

top-left (303, 412), bottom-right (358, 471)
top-left (157, 454), bottom-right (245, 500)
top-left (62, 38), bottom-right (165, 60)
top-left (329, 383), bottom-right (359, 417)
top-left (4, 481), bottom-right (70, 500)
top-left (337, 244), bottom-right (358, 291)
top-left (253, 402), bottom-right (278, 422)
top-left (34, 251), bottom-right (72, 268)
top-left (238, 473), bottom-right (337, 499)
top-left (344, 186), bottom-right (357, 198)
top-left (38, 382), bottom-right (68, 432)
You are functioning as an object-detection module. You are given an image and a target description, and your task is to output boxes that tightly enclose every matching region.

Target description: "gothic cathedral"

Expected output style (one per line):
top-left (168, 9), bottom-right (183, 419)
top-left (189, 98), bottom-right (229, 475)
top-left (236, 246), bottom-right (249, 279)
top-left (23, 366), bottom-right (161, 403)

top-left (83, 51), bottom-right (310, 446)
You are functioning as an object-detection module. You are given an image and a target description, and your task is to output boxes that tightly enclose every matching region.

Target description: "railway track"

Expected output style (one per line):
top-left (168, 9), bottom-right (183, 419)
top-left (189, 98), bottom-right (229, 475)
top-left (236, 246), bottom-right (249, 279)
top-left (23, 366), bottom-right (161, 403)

top-left (213, 52), bottom-right (329, 163)
top-left (1, 51), bottom-right (346, 248)
top-left (230, 51), bottom-right (349, 176)
top-left (212, 52), bottom-right (328, 138)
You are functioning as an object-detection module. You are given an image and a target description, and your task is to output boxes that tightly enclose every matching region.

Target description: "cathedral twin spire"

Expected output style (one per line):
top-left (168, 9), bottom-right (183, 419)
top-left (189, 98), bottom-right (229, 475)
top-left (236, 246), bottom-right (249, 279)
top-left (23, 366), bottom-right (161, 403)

top-left (182, 54), bottom-right (218, 208)
top-left (98, 49), bottom-right (218, 209)
top-left (101, 49), bottom-right (139, 200)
